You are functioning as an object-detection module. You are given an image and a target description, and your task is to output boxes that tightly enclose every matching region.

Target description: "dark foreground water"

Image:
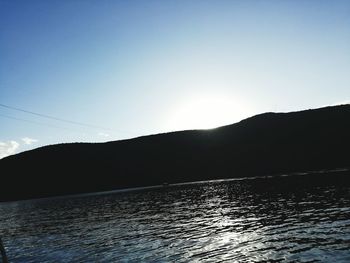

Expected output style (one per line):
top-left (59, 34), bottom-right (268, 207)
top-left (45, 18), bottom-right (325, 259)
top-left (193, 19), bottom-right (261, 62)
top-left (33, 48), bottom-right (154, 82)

top-left (1, 171), bottom-right (350, 262)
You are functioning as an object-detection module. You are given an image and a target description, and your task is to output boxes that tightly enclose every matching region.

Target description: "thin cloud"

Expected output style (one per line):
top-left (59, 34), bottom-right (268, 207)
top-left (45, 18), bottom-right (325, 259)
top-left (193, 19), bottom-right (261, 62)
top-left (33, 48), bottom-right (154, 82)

top-left (0, 141), bottom-right (20, 159)
top-left (21, 137), bottom-right (38, 145)
top-left (98, 132), bottom-right (110, 138)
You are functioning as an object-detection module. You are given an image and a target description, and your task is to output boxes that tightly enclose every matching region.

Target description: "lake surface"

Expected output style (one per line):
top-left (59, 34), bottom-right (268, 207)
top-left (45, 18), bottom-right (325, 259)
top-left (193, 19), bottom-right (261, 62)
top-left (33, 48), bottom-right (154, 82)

top-left (1, 171), bottom-right (350, 262)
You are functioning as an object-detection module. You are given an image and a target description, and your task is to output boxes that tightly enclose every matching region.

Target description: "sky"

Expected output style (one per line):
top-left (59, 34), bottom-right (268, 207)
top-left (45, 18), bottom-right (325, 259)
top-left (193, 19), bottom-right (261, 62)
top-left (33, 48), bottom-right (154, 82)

top-left (1, 0), bottom-right (350, 158)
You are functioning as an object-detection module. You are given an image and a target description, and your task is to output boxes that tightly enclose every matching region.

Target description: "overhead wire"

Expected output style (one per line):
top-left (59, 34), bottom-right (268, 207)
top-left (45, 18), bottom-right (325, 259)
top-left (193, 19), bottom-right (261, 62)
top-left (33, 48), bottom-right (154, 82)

top-left (0, 103), bottom-right (139, 136)
top-left (0, 113), bottom-right (90, 133)
top-left (0, 103), bottom-right (109, 130)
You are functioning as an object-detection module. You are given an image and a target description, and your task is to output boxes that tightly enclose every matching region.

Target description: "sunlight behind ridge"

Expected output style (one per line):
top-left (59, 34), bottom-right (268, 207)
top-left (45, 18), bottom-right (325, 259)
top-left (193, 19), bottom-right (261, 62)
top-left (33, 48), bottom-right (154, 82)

top-left (166, 95), bottom-right (254, 131)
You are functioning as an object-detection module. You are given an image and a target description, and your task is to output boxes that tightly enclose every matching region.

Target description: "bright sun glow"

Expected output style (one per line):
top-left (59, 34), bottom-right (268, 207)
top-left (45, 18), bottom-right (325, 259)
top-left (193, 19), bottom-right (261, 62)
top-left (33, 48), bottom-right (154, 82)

top-left (166, 96), bottom-right (254, 131)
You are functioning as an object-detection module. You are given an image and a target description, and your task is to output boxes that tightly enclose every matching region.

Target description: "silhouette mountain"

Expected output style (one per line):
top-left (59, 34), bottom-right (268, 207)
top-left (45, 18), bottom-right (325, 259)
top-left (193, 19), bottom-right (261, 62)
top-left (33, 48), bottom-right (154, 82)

top-left (1, 104), bottom-right (350, 201)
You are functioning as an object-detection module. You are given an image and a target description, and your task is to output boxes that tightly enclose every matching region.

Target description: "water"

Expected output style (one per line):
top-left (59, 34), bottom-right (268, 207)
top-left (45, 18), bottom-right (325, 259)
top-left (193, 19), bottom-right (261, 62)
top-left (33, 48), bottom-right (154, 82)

top-left (1, 171), bottom-right (350, 262)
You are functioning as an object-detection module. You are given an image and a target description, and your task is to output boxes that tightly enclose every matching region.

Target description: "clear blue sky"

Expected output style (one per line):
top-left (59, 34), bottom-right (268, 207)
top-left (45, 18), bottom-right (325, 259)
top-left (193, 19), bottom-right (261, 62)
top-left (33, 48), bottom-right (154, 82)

top-left (1, 0), bottom-right (350, 158)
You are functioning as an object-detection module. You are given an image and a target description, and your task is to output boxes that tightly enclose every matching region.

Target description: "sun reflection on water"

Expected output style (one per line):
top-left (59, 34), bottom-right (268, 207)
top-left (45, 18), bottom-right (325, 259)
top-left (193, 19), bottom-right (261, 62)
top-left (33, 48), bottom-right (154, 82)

top-left (0, 172), bottom-right (350, 262)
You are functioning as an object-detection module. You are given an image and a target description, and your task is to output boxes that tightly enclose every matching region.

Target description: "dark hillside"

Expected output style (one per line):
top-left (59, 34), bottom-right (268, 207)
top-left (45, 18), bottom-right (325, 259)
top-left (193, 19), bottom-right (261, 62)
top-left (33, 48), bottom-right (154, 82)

top-left (1, 104), bottom-right (349, 201)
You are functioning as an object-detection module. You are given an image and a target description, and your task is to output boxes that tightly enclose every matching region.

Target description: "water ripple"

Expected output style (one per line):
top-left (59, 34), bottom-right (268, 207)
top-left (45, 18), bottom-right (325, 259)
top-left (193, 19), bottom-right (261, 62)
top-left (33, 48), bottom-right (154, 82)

top-left (1, 172), bottom-right (350, 262)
